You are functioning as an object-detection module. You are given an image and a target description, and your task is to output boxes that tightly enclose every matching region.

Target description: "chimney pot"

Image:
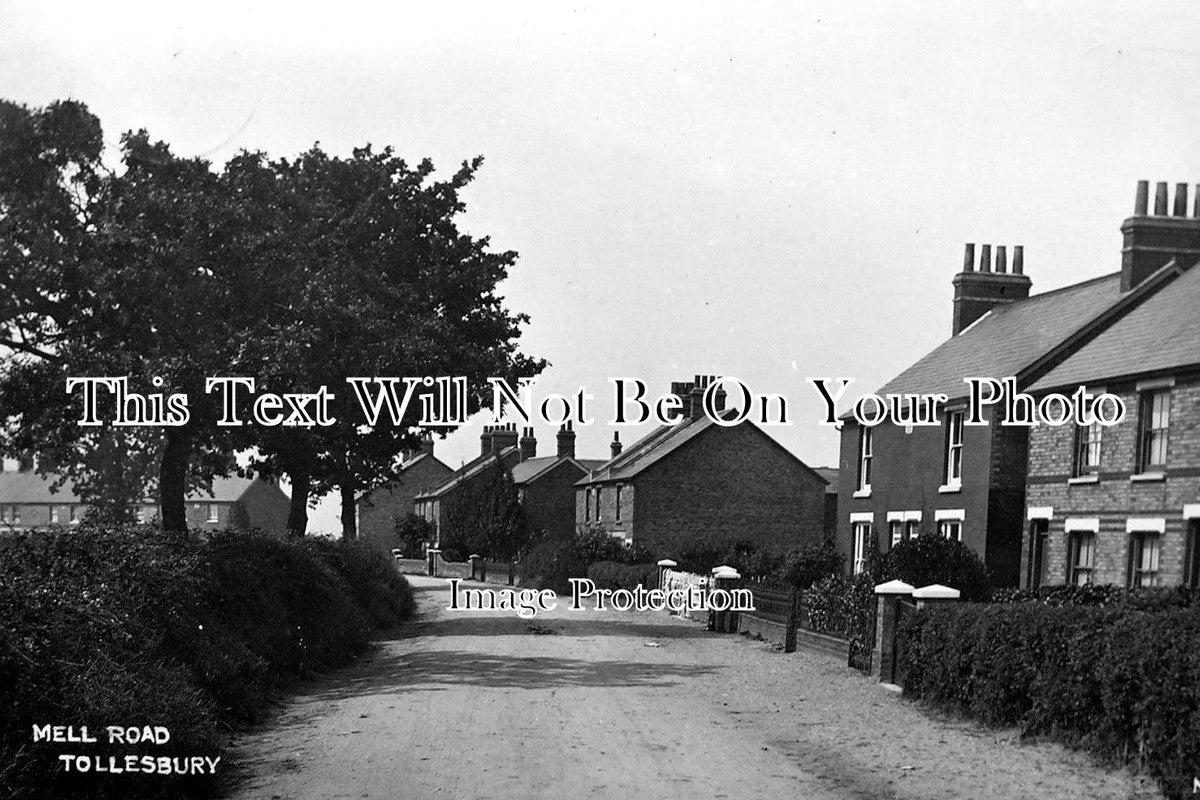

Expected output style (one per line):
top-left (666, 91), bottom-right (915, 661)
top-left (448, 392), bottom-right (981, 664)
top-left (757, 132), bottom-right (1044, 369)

top-left (1012, 245), bottom-right (1024, 275)
top-left (1155, 182), bottom-right (1169, 215)
top-left (979, 244), bottom-right (992, 273)
top-left (610, 432), bottom-right (623, 459)
top-left (1194, 184), bottom-right (1200, 218)
top-left (995, 245), bottom-right (1007, 274)
top-left (1176, 183), bottom-right (1190, 217)
top-left (963, 243), bottom-right (975, 272)
top-left (1135, 180), bottom-right (1150, 215)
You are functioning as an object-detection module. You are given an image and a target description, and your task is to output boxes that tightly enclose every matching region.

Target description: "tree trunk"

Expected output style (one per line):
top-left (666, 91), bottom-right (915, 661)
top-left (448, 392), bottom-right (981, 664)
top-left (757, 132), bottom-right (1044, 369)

top-left (287, 470), bottom-right (310, 538)
top-left (160, 427), bottom-right (189, 534)
top-left (340, 484), bottom-right (357, 540)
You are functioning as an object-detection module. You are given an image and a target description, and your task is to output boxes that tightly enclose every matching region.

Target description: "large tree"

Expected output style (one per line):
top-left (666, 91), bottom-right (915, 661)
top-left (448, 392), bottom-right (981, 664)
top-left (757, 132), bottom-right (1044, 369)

top-left (0, 100), bottom-right (544, 533)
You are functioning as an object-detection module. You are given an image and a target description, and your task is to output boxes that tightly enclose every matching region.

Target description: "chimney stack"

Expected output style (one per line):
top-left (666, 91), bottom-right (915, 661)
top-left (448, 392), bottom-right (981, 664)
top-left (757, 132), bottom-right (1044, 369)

top-left (951, 242), bottom-right (1032, 335)
top-left (17, 452), bottom-right (34, 473)
top-left (1121, 179), bottom-right (1200, 292)
top-left (519, 427), bottom-right (537, 461)
top-left (490, 422), bottom-right (519, 453)
top-left (688, 375), bottom-right (709, 421)
top-left (556, 421), bottom-right (576, 459)
top-left (610, 431), bottom-right (623, 459)
top-left (479, 425), bottom-right (494, 457)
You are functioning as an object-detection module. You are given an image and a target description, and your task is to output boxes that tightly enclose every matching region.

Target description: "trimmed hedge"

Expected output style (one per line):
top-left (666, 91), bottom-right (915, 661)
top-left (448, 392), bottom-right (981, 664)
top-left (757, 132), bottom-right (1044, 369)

top-left (898, 602), bottom-right (1200, 799)
top-left (519, 530), bottom-right (650, 593)
top-left (0, 526), bottom-right (415, 800)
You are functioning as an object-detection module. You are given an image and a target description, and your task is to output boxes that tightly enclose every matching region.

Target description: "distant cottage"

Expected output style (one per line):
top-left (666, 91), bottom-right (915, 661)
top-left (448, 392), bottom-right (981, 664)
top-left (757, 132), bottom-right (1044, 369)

top-left (0, 456), bottom-right (290, 536)
top-left (356, 432), bottom-right (454, 556)
top-left (414, 422), bottom-right (605, 552)
top-left (575, 375), bottom-right (828, 558)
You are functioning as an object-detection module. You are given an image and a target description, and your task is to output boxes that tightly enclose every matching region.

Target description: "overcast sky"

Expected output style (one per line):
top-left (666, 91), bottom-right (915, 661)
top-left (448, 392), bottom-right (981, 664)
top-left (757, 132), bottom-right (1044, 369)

top-left (5, 1), bottom-right (1200, 532)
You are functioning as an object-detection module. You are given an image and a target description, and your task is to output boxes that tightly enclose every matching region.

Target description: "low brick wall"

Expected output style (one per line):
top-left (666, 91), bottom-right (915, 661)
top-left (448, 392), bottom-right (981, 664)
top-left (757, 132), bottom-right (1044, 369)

top-left (795, 629), bottom-right (850, 661)
top-left (394, 557), bottom-right (427, 575)
top-left (740, 613), bottom-right (789, 647)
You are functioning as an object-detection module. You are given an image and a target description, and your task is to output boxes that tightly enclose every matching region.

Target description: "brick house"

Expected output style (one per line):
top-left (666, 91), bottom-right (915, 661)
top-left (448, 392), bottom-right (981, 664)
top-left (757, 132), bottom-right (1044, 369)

top-left (356, 433), bottom-right (453, 556)
top-left (836, 181), bottom-right (1200, 587)
top-left (414, 422), bottom-right (604, 552)
top-left (575, 376), bottom-right (828, 558)
top-left (1021, 188), bottom-right (1200, 587)
top-left (0, 456), bottom-right (290, 536)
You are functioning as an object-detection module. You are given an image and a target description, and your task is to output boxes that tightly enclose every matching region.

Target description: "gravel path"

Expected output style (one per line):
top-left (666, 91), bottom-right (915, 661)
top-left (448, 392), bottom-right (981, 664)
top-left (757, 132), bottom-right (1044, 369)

top-left (224, 575), bottom-right (1161, 799)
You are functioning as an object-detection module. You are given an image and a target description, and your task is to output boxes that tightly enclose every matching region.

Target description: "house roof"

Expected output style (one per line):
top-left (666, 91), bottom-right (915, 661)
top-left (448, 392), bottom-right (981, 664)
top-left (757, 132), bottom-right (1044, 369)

top-left (0, 471), bottom-right (270, 505)
top-left (1029, 260), bottom-right (1200, 390)
top-left (873, 272), bottom-right (1124, 401)
top-left (511, 455), bottom-right (603, 485)
top-left (414, 446), bottom-right (519, 500)
top-left (576, 412), bottom-right (828, 488)
top-left (358, 450), bottom-right (453, 503)
top-left (812, 466), bottom-right (839, 494)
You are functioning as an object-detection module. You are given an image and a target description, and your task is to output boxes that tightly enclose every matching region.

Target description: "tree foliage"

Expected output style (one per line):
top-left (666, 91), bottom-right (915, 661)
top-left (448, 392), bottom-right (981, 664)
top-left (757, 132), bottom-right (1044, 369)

top-left (0, 99), bottom-right (545, 534)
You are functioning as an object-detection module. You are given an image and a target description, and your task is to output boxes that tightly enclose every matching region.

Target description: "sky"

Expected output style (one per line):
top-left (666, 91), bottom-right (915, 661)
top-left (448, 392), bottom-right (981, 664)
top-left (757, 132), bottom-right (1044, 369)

top-left (4, 1), bottom-right (1200, 532)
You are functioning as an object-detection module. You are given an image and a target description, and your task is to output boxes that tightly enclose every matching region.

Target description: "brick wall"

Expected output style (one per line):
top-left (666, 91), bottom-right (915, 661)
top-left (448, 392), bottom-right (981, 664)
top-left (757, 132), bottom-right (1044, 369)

top-left (632, 423), bottom-right (825, 558)
top-left (521, 460), bottom-right (588, 540)
top-left (1024, 374), bottom-right (1200, 587)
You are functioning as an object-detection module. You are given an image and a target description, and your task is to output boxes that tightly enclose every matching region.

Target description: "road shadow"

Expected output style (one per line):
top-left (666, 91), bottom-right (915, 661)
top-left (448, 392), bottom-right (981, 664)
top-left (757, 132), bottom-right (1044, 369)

top-left (310, 648), bottom-right (721, 700)
top-left (388, 613), bottom-right (715, 640)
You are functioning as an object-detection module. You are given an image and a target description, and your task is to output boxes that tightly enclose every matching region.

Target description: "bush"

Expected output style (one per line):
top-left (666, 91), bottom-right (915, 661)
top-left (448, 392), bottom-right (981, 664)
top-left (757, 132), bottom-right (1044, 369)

top-left (519, 530), bottom-right (650, 593)
top-left (881, 535), bottom-right (991, 601)
top-left (897, 601), bottom-right (1200, 799)
top-left (780, 541), bottom-right (844, 589)
top-left (394, 513), bottom-right (434, 558)
top-left (586, 561), bottom-right (659, 591)
top-left (0, 526), bottom-right (415, 800)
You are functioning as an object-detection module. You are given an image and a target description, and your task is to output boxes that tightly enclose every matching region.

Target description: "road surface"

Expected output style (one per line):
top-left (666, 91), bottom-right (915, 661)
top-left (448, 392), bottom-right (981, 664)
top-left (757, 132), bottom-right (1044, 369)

top-left (225, 575), bottom-right (1160, 800)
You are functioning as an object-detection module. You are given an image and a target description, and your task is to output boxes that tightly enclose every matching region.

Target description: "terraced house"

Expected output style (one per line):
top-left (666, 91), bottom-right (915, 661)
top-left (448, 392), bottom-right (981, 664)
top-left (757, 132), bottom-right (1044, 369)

top-left (837, 180), bottom-right (1200, 588)
top-left (1022, 186), bottom-right (1200, 588)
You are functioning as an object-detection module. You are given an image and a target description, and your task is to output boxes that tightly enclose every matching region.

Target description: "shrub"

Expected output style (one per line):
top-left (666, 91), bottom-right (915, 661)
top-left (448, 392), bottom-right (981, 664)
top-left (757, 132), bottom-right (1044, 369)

top-left (0, 526), bottom-right (415, 800)
top-left (394, 513), bottom-right (434, 557)
top-left (991, 583), bottom-right (1195, 610)
top-left (780, 541), bottom-right (843, 589)
top-left (897, 601), bottom-right (1200, 799)
top-left (881, 534), bottom-right (991, 601)
top-left (586, 561), bottom-right (659, 591)
top-left (520, 530), bottom-right (650, 592)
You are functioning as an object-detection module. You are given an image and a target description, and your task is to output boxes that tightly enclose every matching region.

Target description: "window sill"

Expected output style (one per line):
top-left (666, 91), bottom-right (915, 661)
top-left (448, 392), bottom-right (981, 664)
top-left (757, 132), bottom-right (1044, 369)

top-left (852, 488), bottom-right (872, 498)
top-left (1067, 474), bottom-right (1100, 485)
top-left (938, 484), bottom-right (962, 494)
top-left (1130, 472), bottom-right (1166, 483)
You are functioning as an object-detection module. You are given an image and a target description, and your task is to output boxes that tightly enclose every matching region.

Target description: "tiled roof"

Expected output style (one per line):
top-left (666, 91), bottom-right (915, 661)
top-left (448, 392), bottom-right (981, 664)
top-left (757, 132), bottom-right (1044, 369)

top-left (510, 457), bottom-right (561, 485)
top-left (577, 412), bottom-right (826, 487)
top-left (874, 272), bottom-right (1124, 400)
top-left (812, 466), bottom-right (839, 494)
top-left (415, 446), bottom-right (519, 500)
top-left (1029, 260), bottom-right (1200, 390)
top-left (0, 472), bottom-right (267, 504)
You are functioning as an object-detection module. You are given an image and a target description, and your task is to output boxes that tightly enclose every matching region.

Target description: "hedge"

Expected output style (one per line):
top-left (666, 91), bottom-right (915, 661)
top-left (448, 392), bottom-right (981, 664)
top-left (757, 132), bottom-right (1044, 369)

top-left (897, 601), bottom-right (1200, 799)
top-left (0, 526), bottom-right (415, 800)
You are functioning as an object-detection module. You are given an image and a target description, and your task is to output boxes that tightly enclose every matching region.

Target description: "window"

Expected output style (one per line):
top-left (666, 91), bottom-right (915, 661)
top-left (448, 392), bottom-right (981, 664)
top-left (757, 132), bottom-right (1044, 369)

top-left (0, 505), bottom-right (8, 523)
top-left (905, 519), bottom-right (921, 540)
top-left (1027, 519), bottom-right (1049, 589)
top-left (614, 485), bottom-right (623, 522)
top-left (585, 489), bottom-right (592, 522)
top-left (1137, 389), bottom-right (1170, 471)
top-left (69, 505), bottom-right (80, 524)
top-left (1128, 531), bottom-right (1161, 587)
top-left (1067, 531), bottom-right (1095, 585)
top-left (889, 520), bottom-right (903, 547)
top-left (207, 504), bottom-right (220, 523)
top-left (1072, 422), bottom-right (1102, 477)
top-left (594, 488), bottom-right (602, 522)
top-left (1185, 520), bottom-right (1200, 591)
top-left (851, 521), bottom-right (873, 574)
top-left (50, 506), bottom-right (59, 524)
top-left (937, 520), bottom-right (962, 541)
top-left (944, 411), bottom-right (964, 486)
top-left (856, 426), bottom-right (873, 492)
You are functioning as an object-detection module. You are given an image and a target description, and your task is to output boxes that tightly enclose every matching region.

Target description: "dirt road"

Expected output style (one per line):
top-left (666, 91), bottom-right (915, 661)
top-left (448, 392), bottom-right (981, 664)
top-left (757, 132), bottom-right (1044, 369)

top-left (225, 576), bottom-right (1160, 800)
